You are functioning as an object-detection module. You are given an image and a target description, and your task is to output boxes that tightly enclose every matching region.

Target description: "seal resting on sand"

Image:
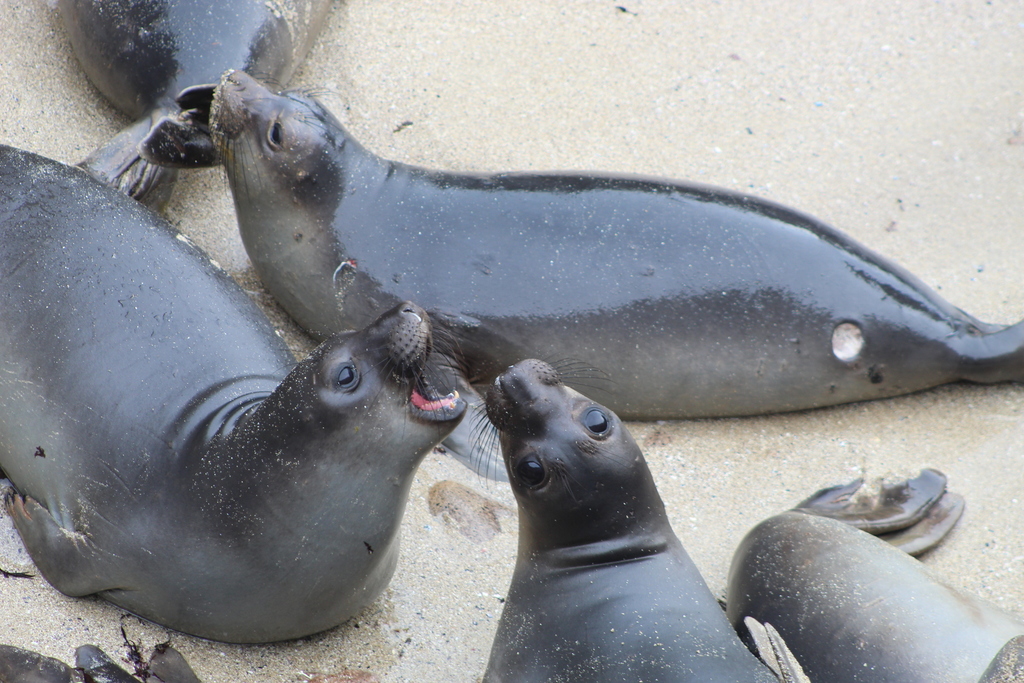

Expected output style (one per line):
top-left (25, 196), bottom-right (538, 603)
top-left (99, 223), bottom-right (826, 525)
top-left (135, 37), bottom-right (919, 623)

top-left (0, 145), bottom-right (464, 642)
top-left (727, 472), bottom-right (1024, 683)
top-left (190, 71), bottom-right (1024, 477)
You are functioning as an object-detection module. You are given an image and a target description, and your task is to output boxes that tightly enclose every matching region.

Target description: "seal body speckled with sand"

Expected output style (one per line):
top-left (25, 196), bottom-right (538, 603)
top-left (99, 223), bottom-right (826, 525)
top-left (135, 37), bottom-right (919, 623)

top-left (481, 359), bottom-right (788, 682)
top-left (0, 145), bottom-right (464, 643)
top-left (204, 72), bottom-right (1024, 430)
top-left (727, 496), bottom-right (1024, 682)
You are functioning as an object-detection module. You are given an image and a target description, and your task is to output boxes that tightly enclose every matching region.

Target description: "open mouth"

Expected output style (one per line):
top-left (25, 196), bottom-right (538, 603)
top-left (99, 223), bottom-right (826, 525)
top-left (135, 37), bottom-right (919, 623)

top-left (176, 83), bottom-right (217, 127)
top-left (409, 375), bottom-right (465, 423)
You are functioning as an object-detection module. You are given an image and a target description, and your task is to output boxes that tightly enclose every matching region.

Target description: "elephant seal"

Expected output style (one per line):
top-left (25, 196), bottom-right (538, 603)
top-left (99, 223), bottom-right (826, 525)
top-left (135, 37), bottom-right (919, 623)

top-left (481, 358), bottom-right (803, 682)
top-left (0, 642), bottom-right (200, 683)
top-left (198, 71), bottom-right (1024, 475)
top-left (56, 0), bottom-right (331, 206)
top-left (0, 145), bottom-right (464, 643)
top-left (726, 475), bottom-right (1024, 683)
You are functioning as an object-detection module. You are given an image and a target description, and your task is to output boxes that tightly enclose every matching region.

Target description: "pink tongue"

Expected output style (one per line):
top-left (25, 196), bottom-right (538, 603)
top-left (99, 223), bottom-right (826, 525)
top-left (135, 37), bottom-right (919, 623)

top-left (411, 389), bottom-right (458, 411)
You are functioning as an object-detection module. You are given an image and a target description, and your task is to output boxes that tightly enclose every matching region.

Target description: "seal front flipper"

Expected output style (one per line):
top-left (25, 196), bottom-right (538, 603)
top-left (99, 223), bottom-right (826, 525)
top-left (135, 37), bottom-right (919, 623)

top-left (420, 313), bottom-right (507, 480)
top-left (3, 492), bottom-right (124, 597)
top-left (743, 618), bottom-right (811, 683)
top-left (77, 113), bottom-right (179, 210)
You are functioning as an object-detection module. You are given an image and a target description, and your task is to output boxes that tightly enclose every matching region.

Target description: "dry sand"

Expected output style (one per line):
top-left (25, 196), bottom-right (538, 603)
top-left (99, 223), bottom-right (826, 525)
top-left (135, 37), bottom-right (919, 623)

top-left (1, 1), bottom-right (1024, 681)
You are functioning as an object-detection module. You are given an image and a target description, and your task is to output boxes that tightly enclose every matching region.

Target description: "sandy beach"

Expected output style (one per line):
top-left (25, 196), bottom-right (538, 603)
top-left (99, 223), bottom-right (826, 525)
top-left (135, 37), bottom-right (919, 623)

top-left (1, 1), bottom-right (1023, 680)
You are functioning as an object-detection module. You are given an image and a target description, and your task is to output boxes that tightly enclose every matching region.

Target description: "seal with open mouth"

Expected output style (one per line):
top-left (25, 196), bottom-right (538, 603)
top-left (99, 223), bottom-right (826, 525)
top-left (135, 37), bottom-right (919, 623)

top-left (56, 0), bottom-right (332, 206)
top-left (0, 144), bottom-right (464, 643)
top-left (481, 358), bottom-right (804, 682)
top-left (191, 71), bottom-right (1024, 476)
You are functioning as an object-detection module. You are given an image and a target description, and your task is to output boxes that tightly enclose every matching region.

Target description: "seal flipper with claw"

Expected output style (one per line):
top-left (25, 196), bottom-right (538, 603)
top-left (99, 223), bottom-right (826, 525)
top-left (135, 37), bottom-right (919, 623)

top-left (792, 467), bottom-right (964, 555)
top-left (2, 486), bottom-right (132, 598)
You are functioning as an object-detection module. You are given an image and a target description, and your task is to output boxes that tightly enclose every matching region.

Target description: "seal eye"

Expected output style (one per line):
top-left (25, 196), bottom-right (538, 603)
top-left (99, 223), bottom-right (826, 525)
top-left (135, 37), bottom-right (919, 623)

top-left (268, 121), bottom-right (284, 150)
top-left (515, 458), bottom-right (545, 487)
top-left (582, 407), bottom-right (610, 436)
top-left (336, 363), bottom-right (359, 390)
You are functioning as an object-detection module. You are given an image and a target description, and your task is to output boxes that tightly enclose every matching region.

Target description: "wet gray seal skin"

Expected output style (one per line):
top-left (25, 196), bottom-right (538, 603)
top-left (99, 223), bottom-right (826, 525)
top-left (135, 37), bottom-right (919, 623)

top-left (0, 644), bottom-right (77, 683)
top-left (0, 642), bottom-right (201, 683)
top-left (481, 358), bottom-right (799, 683)
top-left (202, 71), bottom-right (1024, 472)
top-left (56, 0), bottom-right (331, 206)
top-left (0, 145), bottom-right (465, 643)
top-left (727, 476), bottom-right (1024, 683)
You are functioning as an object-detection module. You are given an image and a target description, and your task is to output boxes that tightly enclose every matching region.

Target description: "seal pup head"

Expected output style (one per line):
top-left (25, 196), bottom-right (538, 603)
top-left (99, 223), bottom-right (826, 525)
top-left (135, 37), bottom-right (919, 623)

top-left (205, 299), bottom-right (468, 502)
top-left (208, 69), bottom-right (350, 215)
top-left (482, 362), bottom-right (791, 683)
top-left (485, 358), bottom-right (669, 552)
top-left (255, 300), bottom-right (467, 462)
top-left (203, 69), bottom-right (370, 336)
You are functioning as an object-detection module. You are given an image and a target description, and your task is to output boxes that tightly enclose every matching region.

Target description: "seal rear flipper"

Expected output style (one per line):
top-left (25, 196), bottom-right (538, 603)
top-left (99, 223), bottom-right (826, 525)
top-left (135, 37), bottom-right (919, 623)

top-left (139, 111), bottom-right (220, 170)
top-left (743, 618), bottom-right (811, 683)
top-left (876, 491), bottom-right (965, 556)
top-left (978, 635), bottom-right (1024, 683)
top-left (4, 493), bottom-right (124, 597)
top-left (0, 644), bottom-right (76, 683)
top-left (957, 318), bottom-right (1024, 384)
top-left (794, 468), bottom-right (947, 534)
top-left (75, 645), bottom-right (140, 683)
top-left (439, 380), bottom-right (508, 481)
top-left (77, 114), bottom-right (179, 210)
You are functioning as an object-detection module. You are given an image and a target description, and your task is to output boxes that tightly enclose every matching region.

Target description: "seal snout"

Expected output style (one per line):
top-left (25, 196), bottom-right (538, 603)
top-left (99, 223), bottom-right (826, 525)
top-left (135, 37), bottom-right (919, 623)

top-left (386, 302), bottom-right (432, 375)
top-left (485, 359), bottom-right (563, 433)
top-left (209, 69), bottom-right (267, 141)
top-left (379, 302), bottom-right (464, 423)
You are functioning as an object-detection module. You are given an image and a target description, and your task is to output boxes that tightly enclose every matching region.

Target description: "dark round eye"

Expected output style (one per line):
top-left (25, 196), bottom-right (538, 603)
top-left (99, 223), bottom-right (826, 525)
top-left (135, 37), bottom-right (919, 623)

top-left (268, 121), bottom-right (284, 149)
top-left (336, 363), bottom-right (359, 390)
top-left (515, 458), bottom-right (545, 487)
top-left (582, 407), bottom-right (610, 435)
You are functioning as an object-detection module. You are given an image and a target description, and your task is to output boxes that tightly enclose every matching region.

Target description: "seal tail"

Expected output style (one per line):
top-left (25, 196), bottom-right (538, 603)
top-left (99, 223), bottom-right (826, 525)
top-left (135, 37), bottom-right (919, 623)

top-left (955, 318), bottom-right (1024, 384)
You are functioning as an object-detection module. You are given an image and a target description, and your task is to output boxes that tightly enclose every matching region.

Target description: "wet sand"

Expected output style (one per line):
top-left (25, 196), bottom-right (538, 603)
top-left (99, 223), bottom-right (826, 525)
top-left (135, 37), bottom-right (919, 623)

top-left (1, 1), bottom-right (1023, 680)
